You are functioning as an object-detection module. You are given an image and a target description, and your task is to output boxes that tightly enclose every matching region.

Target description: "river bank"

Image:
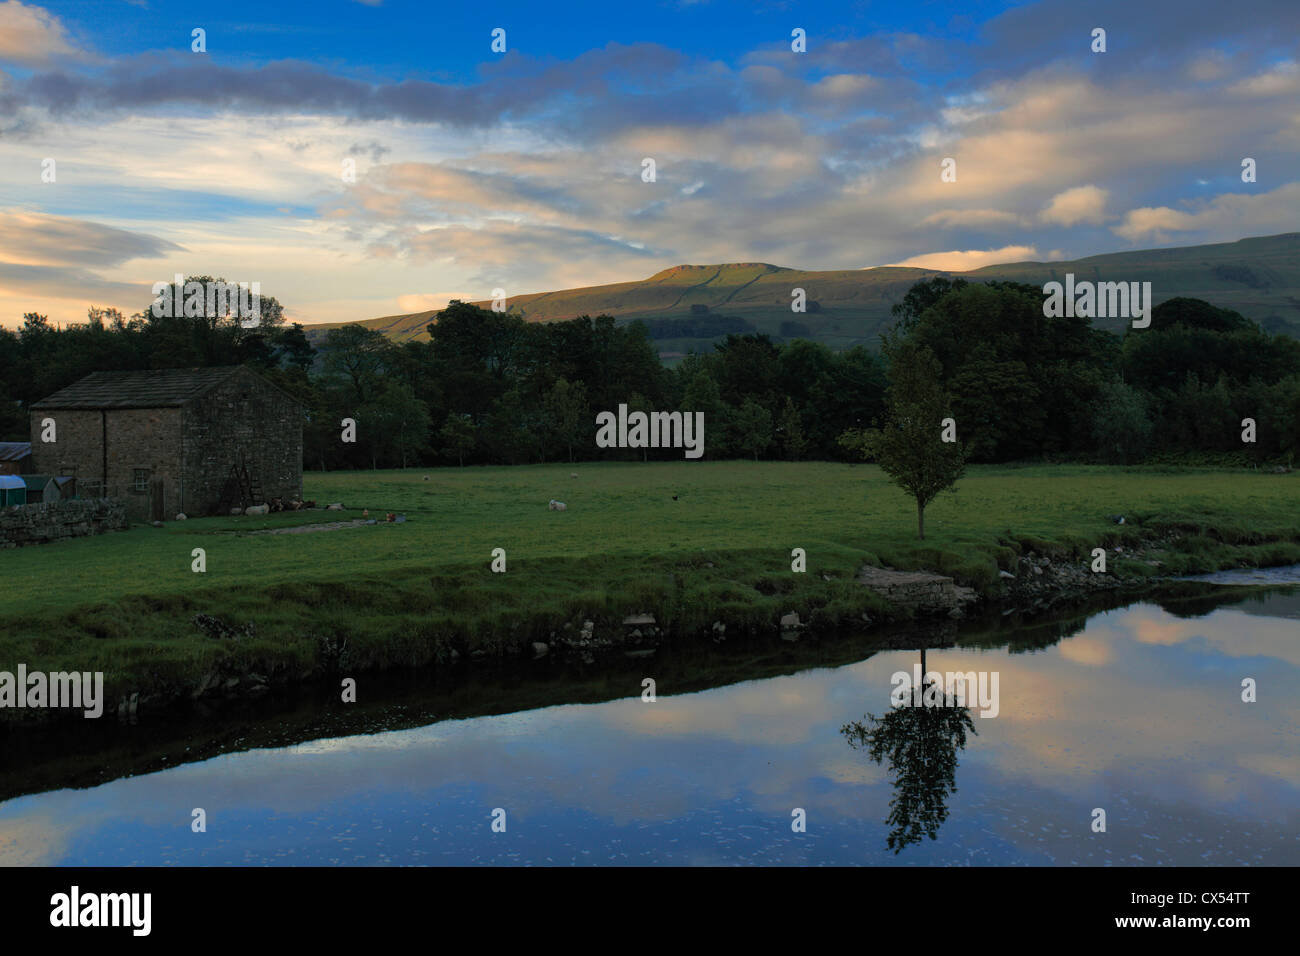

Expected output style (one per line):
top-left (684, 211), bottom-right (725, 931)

top-left (2, 462), bottom-right (1297, 726)
top-left (2, 540), bottom-right (1297, 728)
top-left (0, 579), bottom-right (1277, 805)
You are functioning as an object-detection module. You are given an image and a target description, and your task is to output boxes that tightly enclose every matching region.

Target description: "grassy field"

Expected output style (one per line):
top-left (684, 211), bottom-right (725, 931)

top-left (2, 461), bottom-right (1298, 707)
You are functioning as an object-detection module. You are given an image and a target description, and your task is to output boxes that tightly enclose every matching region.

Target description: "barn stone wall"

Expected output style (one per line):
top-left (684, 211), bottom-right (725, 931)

top-left (29, 409), bottom-right (103, 482)
top-left (0, 498), bottom-right (128, 548)
top-left (183, 368), bottom-right (303, 515)
top-left (109, 408), bottom-right (183, 520)
top-left (29, 407), bottom-right (183, 521)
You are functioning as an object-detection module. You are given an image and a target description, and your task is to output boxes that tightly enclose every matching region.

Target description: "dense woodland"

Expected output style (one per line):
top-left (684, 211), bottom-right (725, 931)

top-left (2, 275), bottom-right (1298, 469)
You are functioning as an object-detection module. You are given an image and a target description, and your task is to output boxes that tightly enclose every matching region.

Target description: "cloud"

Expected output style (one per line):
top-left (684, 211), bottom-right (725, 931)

top-left (888, 245), bottom-right (1037, 271)
top-left (0, 210), bottom-right (181, 267)
top-left (1228, 59), bottom-right (1300, 97)
top-left (0, 210), bottom-right (176, 319)
top-left (920, 208), bottom-right (1024, 229)
top-left (393, 292), bottom-right (464, 313)
top-left (4, 43), bottom-right (719, 141)
top-left (0, 1), bottom-right (79, 66)
top-left (980, 0), bottom-right (1300, 80)
top-left (1041, 185), bottom-right (1109, 226)
top-left (1113, 182), bottom-right (1300, 242)
top-left (3, 3), bottom-right (1299, 329)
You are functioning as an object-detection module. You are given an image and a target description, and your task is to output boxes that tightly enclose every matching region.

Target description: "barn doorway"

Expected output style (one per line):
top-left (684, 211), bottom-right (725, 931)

top-left (150, 477), bottom-right (165, 522)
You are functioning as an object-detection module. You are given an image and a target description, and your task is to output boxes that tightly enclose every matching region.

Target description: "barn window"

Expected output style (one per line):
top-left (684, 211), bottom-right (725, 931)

top-left (132, 469), bottom-right (150, 493)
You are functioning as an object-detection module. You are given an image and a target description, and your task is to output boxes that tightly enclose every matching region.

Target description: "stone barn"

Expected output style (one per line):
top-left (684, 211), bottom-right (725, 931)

top-left (0, 442), bottom-right (31, 476)
top-left (30, 366), bottom-right (303, 520)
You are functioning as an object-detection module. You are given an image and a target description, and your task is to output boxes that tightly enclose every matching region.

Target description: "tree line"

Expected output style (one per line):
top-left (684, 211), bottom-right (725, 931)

top-left (2, 276), bottom-right (1297, 469)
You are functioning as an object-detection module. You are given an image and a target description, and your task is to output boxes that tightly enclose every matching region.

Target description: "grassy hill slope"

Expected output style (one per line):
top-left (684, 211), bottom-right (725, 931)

top-left (307, 233), bottom-right (1300, 352)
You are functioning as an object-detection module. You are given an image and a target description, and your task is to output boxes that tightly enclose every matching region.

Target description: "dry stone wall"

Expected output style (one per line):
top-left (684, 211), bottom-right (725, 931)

top-left (0, 498), bottom-right (128, 548)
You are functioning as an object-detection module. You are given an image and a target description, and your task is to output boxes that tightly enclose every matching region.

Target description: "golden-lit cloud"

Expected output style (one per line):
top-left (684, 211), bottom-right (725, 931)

top-left (1041, 185), bottom-right (1109, 226)
top-left (888, 245), bottom-right (1037, 270)
top-left (0, 1), bottom-right (79, 66)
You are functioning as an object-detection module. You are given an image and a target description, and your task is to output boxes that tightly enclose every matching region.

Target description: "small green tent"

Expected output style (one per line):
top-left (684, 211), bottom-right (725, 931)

top-left (0, 474), bottom-right (26, 507)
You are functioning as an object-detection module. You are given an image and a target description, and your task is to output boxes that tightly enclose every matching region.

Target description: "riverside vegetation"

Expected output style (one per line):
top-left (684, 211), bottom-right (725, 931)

top-left (1, 460), bottom-right (1297, 720)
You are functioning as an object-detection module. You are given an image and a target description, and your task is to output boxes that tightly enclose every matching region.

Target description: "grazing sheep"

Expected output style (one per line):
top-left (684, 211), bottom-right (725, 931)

top-left (548, 499), bottom-right (567, 511)
top-left (175, 512), bottom-right (187, 521)
top-left (325, 502), bottom-right (344, 511)
top-left (423, 475), bottom-right (430, 481)
top-left (571, 472), bottom-right (578, 479)
top-left (245, 503), bottom-right (270, 516)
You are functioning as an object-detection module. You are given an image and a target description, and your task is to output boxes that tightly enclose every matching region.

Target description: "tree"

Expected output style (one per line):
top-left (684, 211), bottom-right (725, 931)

top-left (888, 276), bottom-right (968, 337)
top-left (946, 343), bottom-right (1041, 462)
top-left (439, 413), bottom-right (476, 467)
top-left (729, 397), bottom-right (772, 461)
top-left (544, 377), bottom-right (589, 463)
top-left (835, 426), bottom-right (875, 461)
top-left (481, 387), bottom-right (535, 464)
top-left (358, 381), bottom-right (431, 469)
top-left (713, 333), bottom-right (780, 409)
top-left (682, 369), bottom-right (727, 458)
top-left (776, 396), bottom-right (808, 460)
top-left (1090, 381), bottom-right (1153, 464)
top-left (276, 323), bottom-right (317, 372)
top-left (873, 341), bottom-right (966, 540)
top-left (323, 324), bottom-right (395, 405)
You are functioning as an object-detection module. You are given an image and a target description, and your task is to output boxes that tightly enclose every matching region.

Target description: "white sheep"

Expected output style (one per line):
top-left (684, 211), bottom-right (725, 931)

top-left (548, 499), bottom-right (567, 511)
top-left (245, 503), bottom-right (270, 516)
top-left (175, 513), bottom-right (187, 521)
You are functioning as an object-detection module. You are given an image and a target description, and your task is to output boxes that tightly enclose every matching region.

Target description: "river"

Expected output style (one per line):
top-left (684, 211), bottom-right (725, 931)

top-left (1, 580), bottom-right (1297, 865)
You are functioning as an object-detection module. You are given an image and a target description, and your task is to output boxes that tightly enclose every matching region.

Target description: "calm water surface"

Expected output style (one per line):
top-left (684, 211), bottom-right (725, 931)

top-left (2, 588), bottom-right (1297, 866)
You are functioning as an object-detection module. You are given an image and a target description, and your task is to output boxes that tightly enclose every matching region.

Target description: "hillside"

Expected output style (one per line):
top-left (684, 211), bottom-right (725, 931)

top-left (307, 233), bottom-right (1300, 353)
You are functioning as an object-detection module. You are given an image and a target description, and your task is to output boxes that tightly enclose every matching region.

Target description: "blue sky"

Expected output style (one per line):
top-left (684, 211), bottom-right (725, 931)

top-left (0, 0), bottom-right (1296, 325)
top-left (35, 1), bottom-right (1021, 79)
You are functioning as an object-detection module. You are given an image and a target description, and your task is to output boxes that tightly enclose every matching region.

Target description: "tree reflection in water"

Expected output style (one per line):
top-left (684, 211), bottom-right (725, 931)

top-left (841, 650), bottom-right (977, 854)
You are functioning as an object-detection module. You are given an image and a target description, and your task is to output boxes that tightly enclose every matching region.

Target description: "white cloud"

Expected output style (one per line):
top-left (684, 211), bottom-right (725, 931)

top-left (0, 1), bottom-right (79, 66)
top-left (1229, 59), bottom-right (1300, 97)
top-left (920, 208), bottom-right (1024, 229)
top-left (1112, 182), bottom-right (1300, 241)
top-left (1040, 185), bottom-right (1109, 226)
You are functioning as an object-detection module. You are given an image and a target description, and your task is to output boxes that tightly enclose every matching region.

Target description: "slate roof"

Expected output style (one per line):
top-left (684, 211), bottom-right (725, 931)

top-left (31, 367), bottom-right (247, 410)
top-left (0, 442), bottom-right (30, 462)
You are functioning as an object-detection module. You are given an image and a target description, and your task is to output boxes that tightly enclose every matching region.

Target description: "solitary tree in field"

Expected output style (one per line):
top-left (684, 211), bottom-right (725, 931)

top-left (873, 341), bottom-right (966, 540)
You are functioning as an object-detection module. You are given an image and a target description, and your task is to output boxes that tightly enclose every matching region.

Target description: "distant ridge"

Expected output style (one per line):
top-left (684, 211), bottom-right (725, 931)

top-left (307, 233), bottom-right (1300, 350)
